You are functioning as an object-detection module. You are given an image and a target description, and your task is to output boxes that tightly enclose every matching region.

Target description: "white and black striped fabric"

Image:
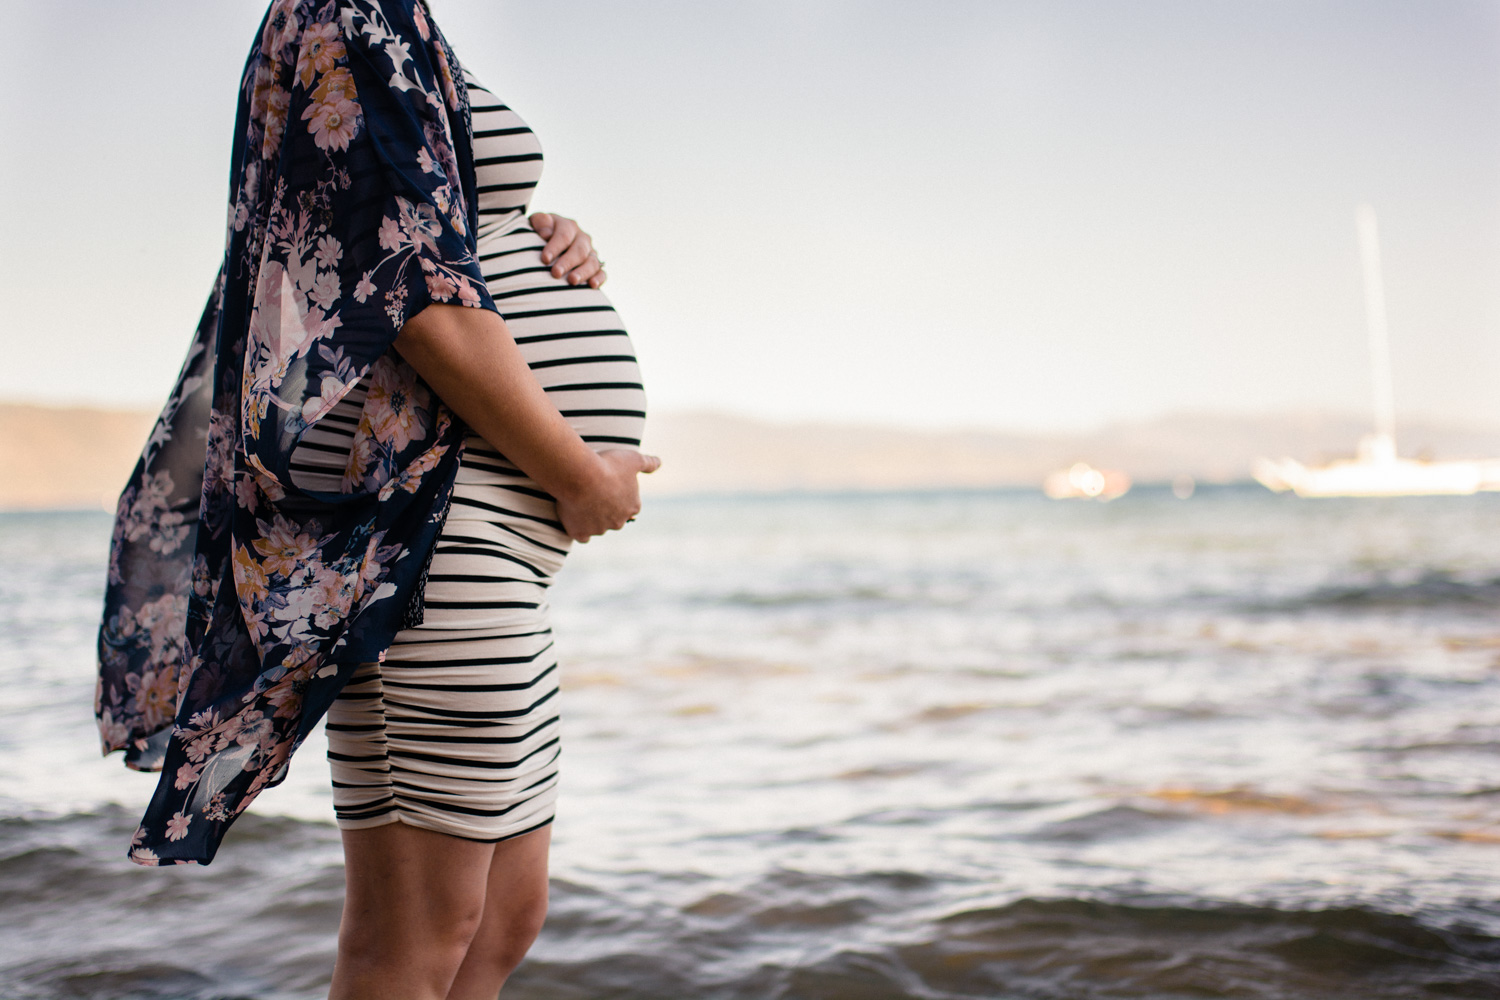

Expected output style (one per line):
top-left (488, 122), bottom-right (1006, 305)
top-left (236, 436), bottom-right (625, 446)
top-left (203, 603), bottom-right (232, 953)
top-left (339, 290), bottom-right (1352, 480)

top-left (292, 67), bottom-right (645, 842)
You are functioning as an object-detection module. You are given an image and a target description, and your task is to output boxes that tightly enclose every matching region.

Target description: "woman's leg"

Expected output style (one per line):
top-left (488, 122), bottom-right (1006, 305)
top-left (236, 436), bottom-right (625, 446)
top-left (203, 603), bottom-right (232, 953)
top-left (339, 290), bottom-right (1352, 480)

top-left (446, 825), bottom-right (553, 1000)
top-left (328, 822), bottom-right (495, 1000)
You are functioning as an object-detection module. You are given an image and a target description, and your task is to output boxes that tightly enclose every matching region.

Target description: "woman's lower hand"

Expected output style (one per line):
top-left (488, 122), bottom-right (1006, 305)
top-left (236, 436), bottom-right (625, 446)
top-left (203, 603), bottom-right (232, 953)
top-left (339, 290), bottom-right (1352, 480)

top-left (555, 449), bottom-right (661, 542)
top-left (530, 212), bottom-right (607, 288)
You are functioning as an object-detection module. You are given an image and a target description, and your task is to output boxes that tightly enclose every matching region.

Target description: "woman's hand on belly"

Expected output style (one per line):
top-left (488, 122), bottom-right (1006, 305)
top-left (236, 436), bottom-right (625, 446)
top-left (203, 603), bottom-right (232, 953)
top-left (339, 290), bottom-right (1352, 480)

top-left (556, 449), bottom-right (661, 542)
top-left (530, 212), bottom-right (607, 288)
top-left (396, 304), bottom-right (658, 541)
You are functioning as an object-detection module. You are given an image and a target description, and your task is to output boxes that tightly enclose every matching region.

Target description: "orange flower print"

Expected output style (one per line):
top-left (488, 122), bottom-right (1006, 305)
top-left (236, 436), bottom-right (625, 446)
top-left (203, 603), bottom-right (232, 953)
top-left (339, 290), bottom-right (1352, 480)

top-left (249, 61), bottom-right (276, 120)
top-left (233, 541), bottom-right (270, 602)
top-left (379, 441), bottom-right (448, 500)
top-left (343, 432), bottom-right (376, 491)
top-left (313, 67), bottom-right (355, 105)
top-left (303, 95), bottom-right (360, 152)
top-left (262, 86), bottom-right (291, 159)
top-left (252, 517), bottom-right (319, 578)
top-left (164, 811), bottom-right (192, 842)
top-left (295, 21), bottom-right (346, 89)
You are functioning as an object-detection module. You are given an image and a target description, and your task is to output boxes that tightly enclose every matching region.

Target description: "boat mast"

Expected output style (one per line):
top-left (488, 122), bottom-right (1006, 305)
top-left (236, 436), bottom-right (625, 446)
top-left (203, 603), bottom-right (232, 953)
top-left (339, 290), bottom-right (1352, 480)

top-left (1356, 203), bottom-right (1397, 447)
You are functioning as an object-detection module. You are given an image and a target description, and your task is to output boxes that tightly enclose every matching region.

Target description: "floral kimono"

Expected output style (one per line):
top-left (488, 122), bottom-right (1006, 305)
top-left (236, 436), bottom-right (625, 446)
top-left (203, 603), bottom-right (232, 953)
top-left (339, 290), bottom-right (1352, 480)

top-left (96, 0), bottom-right (495, 866)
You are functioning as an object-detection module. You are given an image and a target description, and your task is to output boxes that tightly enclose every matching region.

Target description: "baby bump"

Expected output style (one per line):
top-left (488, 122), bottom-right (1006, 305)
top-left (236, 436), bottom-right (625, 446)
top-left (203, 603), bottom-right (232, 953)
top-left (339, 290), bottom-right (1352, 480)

top-left (477, 226), bottom-right (646, 453)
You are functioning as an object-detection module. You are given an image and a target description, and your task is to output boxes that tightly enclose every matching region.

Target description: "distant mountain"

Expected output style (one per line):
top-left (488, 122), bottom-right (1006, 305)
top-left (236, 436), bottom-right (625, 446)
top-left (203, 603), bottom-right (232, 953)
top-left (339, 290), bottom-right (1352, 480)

top-left (0, 403), bottom-right (155, 510)
top-left (4, 401), bottom-right (1498, 509)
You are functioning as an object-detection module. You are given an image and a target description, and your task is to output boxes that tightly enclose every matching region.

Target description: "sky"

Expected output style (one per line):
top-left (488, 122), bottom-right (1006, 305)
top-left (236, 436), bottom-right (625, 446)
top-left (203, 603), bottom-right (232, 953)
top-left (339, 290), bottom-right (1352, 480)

top-left (2, 0), bottom-right (1497, 432)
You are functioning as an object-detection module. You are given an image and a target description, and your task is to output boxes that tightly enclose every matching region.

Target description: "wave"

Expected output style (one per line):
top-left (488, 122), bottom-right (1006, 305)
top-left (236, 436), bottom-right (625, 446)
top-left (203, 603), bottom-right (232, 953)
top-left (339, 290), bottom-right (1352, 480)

top-left (1254, 571), bottom-right (1500, 614)
top-left (5, 809), bottom-right (1500, 999)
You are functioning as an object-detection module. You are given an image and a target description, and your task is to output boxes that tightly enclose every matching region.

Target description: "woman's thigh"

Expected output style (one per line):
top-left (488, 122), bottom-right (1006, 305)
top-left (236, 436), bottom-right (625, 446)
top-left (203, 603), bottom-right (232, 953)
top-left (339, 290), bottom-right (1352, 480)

top-left (339, 821), bottom-right (496, 938)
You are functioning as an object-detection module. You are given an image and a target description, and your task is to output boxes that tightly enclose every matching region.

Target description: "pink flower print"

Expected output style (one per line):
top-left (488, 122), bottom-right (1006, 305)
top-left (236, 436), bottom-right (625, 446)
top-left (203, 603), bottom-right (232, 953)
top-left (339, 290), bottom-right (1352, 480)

top-left (314, 234), bottom-right (343, 270)
top-left (98, 709), bottom-right (130, 751)
top-left (173, 762), bottom-right (203, 791)
top-left (301, 375), bottom-right (347, 425)
top-left (378, 216), bottom-right (404, 252)
top-left (252, 517), bottom-right (319, 578)
top-left (186, 733), bottom-right (216, 763)
top-left (425, 270), bottom-right (458, 302)
top-left (186, 708), bottom-right (221, 737)
top-left (343, 432), bottom-right (376, 492)
top-left (278, 585), bottom-right (321, 628)
top-left (413, 0), bottom-right (431, 40)
top-left (261, 0), bottom-right (300, 56)
top-left (365, 364), bottom-right (426, 452)
top-left (250, 263), bottom-right (316, 371)
top-left (235, 471), bottom-right (262, 514)
top-left (396, 197), bottom-right (441, 256)
top-left (244, 604), bottom-right (270, 645)
top-left (295, 21), bottom-right (346, 89)
top-left (130, 846), bottom-right (161, 865)
top-left (237, 713), bottom-right (274, 750)
top-left (164, 811), bottom-right (192, 842)
top-left (354, 273), bottom-right (378, 302)
top-left (416, 147), bottom-right (436, 174)
top-left (303, 94), bottom-right (360, 152)
top-left (308, 270), bottom-right (341, 311)
top-left (311, 565), bottom-right (354, 623)
top-left (456, 279), bottom-right (481, 306)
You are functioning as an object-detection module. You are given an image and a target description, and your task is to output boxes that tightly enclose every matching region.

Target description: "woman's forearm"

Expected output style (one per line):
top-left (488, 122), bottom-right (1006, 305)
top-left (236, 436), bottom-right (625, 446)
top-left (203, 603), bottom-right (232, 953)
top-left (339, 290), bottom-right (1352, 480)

top-left (394, 303), bottom-right (605, 502)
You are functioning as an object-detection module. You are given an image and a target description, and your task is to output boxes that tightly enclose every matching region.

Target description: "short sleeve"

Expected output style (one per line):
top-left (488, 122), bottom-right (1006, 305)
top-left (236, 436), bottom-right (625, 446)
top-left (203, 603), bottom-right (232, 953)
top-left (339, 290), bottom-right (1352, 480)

top-left (241, 0), bottom-right (494, 482)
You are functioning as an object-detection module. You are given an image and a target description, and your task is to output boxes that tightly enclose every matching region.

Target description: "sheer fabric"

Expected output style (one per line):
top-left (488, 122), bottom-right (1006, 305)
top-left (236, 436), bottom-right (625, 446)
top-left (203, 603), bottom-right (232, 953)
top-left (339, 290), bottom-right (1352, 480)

top-left (96, 0), bottom-right (495, 866)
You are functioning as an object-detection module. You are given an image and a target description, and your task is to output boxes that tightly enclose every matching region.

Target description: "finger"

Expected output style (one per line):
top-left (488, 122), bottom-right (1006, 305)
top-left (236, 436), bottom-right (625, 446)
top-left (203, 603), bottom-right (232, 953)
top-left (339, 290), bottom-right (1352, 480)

top-left (540, 216), bottom-right (577, 266)
top-left (529, 211), bottom-right (555, 239)
top-left (588, 268), bottom-right (607, 289)
top-left (551, 234), bottom-right (594, 281)
top-left (567, 252), bottom-right (603, 287)
top-left (637, 453), bottom-right (662, 474)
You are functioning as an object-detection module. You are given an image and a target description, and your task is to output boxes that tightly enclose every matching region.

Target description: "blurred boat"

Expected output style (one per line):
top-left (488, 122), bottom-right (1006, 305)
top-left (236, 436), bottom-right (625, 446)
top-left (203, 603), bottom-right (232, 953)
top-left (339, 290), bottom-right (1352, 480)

top-left (1254, 204), bottom-right (1500, 498)
top-left (1044, 462), bottom-right (1131, 500)
top-left (1254, 434), bottom-right (1500, 497)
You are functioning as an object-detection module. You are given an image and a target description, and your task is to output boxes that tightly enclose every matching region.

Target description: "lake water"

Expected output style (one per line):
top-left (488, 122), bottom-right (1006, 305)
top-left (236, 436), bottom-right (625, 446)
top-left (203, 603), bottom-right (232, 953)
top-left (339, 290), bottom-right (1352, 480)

top-left (3, 487), bottom-right (1500, 998)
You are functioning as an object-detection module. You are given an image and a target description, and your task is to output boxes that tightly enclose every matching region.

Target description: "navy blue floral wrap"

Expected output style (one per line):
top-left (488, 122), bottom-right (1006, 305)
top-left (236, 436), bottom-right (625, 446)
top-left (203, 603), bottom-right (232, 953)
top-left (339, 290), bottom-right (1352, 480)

top-left (96, 0), bottom-right (496, 865)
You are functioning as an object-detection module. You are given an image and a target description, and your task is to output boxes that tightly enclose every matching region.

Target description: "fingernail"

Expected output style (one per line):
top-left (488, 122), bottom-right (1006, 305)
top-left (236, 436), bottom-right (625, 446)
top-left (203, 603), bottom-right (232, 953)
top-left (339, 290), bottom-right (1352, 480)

top-left (541, 254), bottom-right (552, 263)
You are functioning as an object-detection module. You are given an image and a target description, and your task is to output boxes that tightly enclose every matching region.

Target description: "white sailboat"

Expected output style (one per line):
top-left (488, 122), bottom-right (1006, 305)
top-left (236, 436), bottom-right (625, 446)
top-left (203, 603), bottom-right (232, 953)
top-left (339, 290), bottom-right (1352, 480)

top-left (1254, 205), bottom-right (1500, 497)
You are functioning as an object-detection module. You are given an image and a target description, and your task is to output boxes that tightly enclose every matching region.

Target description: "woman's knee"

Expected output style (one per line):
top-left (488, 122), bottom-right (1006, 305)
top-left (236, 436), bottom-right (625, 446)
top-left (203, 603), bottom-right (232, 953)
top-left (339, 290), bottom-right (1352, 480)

top-left (470, 892), bottom-right (549, 976)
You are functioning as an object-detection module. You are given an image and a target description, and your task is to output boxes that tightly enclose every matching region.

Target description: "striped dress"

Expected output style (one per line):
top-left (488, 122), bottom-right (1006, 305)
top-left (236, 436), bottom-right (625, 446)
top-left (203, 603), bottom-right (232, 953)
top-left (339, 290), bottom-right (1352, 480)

top-left (289, 66), bottom-right (646, 842)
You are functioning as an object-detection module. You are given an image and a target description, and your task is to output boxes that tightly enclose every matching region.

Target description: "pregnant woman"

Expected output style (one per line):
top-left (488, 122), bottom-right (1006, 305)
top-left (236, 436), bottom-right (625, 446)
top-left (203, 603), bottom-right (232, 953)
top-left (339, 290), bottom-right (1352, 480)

top-left (94, 2), bottom-right (654, 996)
